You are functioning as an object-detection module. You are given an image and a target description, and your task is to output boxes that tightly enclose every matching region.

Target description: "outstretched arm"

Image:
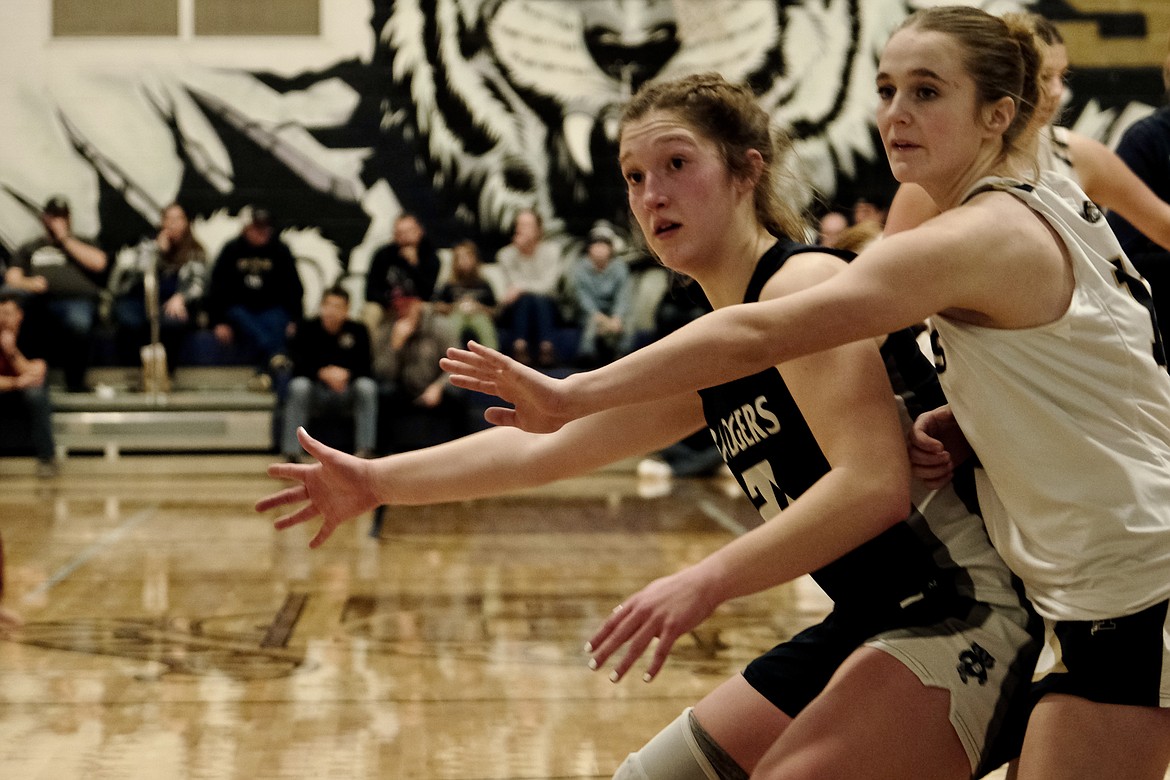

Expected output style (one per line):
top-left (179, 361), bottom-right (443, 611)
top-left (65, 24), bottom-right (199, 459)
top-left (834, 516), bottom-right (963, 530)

top-left (256, 391), bottom-right (703, 547)
top-left (445, 202), bottom-right (1047, 431)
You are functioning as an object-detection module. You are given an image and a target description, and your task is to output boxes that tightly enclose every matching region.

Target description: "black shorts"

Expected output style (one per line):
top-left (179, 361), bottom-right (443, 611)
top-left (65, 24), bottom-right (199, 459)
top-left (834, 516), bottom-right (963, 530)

top-left (1032, 598), bottom-right (1170, 708)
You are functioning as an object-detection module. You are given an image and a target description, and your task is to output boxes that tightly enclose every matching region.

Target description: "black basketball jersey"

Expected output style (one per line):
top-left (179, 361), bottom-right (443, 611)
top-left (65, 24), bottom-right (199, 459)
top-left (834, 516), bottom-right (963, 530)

top-left (698, 240), bottom-right (983, 612)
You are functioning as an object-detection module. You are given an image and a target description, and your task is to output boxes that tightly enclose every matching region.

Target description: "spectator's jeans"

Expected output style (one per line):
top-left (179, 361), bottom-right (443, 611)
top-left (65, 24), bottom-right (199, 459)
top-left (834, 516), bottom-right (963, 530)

top-left (1, 385), bottom-right (55, 461)
top-left (578, 312), bottom-right (636, 360)
top-left (45, 297), bottom-right (97, 390)
top-left (113, 295), bottom-right (192, 366)
top-left (225, 305), bottom-right (291, 366)
top-left (507, 293), bottom-right (556, 346)
top-left (282, 375), bottom-right (378, 457)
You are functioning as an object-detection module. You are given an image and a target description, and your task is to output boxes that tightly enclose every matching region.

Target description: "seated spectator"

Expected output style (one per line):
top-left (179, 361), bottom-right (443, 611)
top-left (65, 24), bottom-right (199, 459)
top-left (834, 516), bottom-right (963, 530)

top-left (816, 210), bottom-right (849, 248)
top-left (365, 212), bottom-right (440, 328)
top-left (282, 286), bottom-right (377, 462)
top-left (432, 240), bottom-right (499, 350)
top-left (5, 196), bottom-right (108, 393)
top-left (0, 291), bottom-right (56, 477)
top-left (206, 208), bottom-right (303, 387)
top-left (572, 223), bottom-right (635, 367)
top-left (110, 202), bottom-right (208, 370)
top-left (372, 284), bottom-right (471, 451)
top-left (495, 209), bottom-right (563, 365)
top-left (852, 193), bottom-right (889, 229)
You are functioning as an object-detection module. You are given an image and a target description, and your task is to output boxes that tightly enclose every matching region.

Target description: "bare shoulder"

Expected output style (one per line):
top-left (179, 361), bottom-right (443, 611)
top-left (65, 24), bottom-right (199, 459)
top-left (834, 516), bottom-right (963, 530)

top-left (919, 189), bottom-right (1058, 260)
top-left (760, 249), bottom-right (849, 300)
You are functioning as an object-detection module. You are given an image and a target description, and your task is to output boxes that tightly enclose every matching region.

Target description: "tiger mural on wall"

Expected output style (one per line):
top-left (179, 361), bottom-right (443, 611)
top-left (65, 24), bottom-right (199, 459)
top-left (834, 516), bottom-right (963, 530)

top-left (379, 0), bottom-right (1039, 249)
top-left (5, 0), bottom-right (1165, 279)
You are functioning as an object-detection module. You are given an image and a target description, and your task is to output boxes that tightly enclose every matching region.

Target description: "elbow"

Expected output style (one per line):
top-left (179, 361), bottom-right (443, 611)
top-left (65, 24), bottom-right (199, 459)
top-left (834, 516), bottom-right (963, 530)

top-left (856, 474), bottom-right (913, 534)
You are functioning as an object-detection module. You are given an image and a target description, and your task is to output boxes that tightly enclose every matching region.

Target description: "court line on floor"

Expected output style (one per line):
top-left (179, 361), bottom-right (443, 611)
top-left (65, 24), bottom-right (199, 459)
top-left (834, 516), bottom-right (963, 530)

top-left (698, 499), bottom-right (749, 537)
top-left (23, 505), bottom-right (158, 602)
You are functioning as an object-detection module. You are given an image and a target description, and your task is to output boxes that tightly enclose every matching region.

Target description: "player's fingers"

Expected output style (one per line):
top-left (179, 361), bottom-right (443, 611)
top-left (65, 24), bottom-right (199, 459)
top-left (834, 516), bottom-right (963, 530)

top-left (255, 484), bottom-right (308, 512)
top-left (585, 603), bottom-right (630, 662)
top-left (266, 462), bottom-right (310, 482)
top-left (465, 340), bottom-right (511, 364)
top-left (309, 519), bottom-right (341, 549)
top-left (585, 604), bottom-right (625, 651)
top-left (273, 503), bottom-right (321, 531)
top-left (297, 427), bottom-right (331, 461)
top-left (609, 623), bottom-right (660, 682)
top-left (482, 407), bottom-right (519, 428)
top-left (643, 630), bottom-right (680, 682)
top-left (446, 371), bottom-right (499, 395)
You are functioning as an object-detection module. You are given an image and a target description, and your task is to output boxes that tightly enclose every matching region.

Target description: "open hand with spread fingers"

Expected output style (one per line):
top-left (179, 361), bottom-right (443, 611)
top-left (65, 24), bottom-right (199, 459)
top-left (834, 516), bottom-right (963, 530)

top-left (440, 340), bottom-right (574, 433)
top-left (255, 427), bottom-right (380, 548)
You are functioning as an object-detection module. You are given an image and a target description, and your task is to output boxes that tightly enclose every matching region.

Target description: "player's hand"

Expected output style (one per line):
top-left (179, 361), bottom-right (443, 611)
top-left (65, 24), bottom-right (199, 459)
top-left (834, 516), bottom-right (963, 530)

top-left (908, 405), bottom-right (972, 489)
top-left (585, 566), bottom-right (719, 683)
top-left (256, 427), bottom-right (380, 548)
top-left (441, 341), bottom-right (572, 433)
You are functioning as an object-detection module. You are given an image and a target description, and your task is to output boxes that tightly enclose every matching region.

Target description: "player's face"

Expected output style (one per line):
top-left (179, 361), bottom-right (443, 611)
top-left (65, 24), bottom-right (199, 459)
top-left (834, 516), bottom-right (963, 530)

top-left (1036, 43), bottom-right (1069, 126)
top-left (876, 28), bottom-right (987, 192)
top-left (619, 110), bottom-right (745, 278)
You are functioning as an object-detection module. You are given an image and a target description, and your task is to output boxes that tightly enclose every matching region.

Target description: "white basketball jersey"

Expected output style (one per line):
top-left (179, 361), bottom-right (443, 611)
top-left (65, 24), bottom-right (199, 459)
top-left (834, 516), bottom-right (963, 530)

top-left (931, 173), bottom-right (1170, 621)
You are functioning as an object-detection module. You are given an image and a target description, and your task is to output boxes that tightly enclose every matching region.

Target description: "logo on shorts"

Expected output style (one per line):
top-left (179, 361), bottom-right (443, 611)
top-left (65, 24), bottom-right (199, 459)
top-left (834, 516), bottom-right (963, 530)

top-left (957, 642), bottom-right (995, 685)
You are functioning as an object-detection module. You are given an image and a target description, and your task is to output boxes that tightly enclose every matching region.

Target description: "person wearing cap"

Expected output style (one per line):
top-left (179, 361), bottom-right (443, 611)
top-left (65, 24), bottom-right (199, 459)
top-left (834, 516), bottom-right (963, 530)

top-left (570, 222), bottom-right (635, 367)
top-left (5, 196), bottom-right (108, 393)
top-left (206, 208), bottom-right (304, 383)
top-left (371, 279), bottom-right (472, 451)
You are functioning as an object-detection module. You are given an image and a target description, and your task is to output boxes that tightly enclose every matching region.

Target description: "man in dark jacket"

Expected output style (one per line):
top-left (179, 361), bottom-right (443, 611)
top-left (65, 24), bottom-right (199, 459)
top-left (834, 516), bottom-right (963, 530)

top-left (207, 208), bottom-right (303, 378)
top-left (281, 286), bottom-right (376, 461)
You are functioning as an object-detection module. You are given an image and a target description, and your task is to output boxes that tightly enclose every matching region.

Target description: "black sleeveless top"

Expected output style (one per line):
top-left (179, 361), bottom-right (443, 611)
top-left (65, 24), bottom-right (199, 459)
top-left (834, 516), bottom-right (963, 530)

top-left (698, 239), bottom-right (957, 612)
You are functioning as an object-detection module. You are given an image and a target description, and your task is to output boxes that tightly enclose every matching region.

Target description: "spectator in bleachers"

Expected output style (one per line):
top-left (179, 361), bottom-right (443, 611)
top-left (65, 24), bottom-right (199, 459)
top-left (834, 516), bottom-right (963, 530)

top-left (110, 202), bottom-right (208, 370)
top-left (282, 285), bottom-right (377, 462)
top-left (372, 281), bottom-right (471, 451)
top-left (365, 212), bottom-right (440, 326)
top-left (432, 239), bottom-right (499, 350)
top-left (816, 210), bottom-right (849, 248)
top-left (572, 222), bottom-right (635, 367)
top-left (5, 196), bottom-right (108, 393)
top-left (0, 291), bottom-right (56, 477)
top-left (206, 207), bottom-right (303, 387)
top-left (494, 209), bottom-right (563, 366)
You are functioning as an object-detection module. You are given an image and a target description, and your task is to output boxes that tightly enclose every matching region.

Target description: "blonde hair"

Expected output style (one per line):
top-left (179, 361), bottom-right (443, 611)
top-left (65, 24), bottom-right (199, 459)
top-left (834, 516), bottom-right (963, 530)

top-left (619, 72), bottom-right (808, 242)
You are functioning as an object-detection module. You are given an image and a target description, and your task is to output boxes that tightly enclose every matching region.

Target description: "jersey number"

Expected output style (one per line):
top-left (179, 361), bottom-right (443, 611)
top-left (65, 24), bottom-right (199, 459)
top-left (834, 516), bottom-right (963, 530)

top-left (740, 459), bottom-right (791, 521)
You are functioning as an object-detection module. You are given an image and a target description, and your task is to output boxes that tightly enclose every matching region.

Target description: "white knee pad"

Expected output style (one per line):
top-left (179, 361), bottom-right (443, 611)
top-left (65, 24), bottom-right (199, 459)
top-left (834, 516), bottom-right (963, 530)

top-left (612, 708), bottom-right (720, 780)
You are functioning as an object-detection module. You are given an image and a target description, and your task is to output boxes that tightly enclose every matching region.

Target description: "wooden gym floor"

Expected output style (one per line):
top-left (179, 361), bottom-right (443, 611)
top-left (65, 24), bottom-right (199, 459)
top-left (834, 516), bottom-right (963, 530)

top-left (0, 454), bottom-right (815, 779)
top-left (0, 454), bottom-right (1163, 779)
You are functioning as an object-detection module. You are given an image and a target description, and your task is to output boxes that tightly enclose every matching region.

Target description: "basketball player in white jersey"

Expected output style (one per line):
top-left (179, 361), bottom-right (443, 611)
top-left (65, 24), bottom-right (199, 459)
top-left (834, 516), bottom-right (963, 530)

top-left (442, 7), bottom-right (1170, 778)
